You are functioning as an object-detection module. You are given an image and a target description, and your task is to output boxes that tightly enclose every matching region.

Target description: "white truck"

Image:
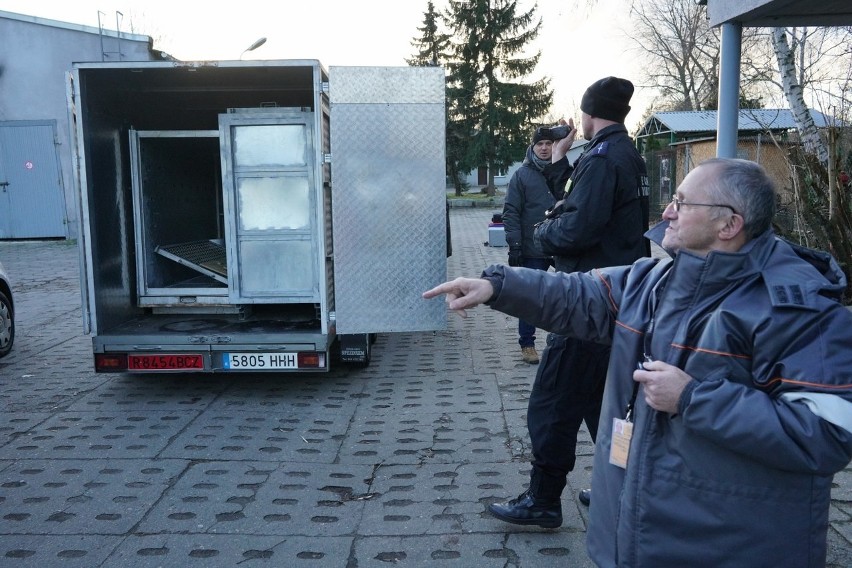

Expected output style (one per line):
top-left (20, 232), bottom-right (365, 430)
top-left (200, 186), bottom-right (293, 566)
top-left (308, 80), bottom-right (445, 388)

top-left (68, 60), bottom-right (447, 373)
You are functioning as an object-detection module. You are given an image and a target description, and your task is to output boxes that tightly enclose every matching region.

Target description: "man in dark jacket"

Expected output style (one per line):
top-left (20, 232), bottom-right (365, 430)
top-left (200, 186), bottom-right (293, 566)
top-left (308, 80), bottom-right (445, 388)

top-left (424, 158), bottom-right (852, 567)
top-left (488, 76), bottom-right (650, 528)
top-left (502, 127), bottom-right (567, 364)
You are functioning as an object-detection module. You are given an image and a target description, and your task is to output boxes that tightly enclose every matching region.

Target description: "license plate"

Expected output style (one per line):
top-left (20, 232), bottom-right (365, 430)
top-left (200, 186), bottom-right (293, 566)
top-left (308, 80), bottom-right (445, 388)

top-left (128, 353), bottom-right (204, 371)
top-left (223, 352), bottom-right (299, 370)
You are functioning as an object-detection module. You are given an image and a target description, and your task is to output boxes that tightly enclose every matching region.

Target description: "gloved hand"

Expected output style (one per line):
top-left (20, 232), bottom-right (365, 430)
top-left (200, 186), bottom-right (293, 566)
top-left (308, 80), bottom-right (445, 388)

top-left (545, 199), bottom-right (567, 219)
top-left (508, 247), bottom-right (523, 267)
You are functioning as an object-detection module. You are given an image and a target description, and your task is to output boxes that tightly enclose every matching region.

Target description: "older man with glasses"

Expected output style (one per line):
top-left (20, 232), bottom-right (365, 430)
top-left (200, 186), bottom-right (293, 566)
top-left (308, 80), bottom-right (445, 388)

top-left (424, 157), bottom-right (852, 567)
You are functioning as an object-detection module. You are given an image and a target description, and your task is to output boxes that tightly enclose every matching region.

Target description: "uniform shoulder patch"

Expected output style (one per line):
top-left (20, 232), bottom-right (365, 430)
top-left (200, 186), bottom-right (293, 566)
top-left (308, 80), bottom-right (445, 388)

top-left (591, 141), bottom-right (609, 156)
top-left (769, 283), bottom-right (810, 309)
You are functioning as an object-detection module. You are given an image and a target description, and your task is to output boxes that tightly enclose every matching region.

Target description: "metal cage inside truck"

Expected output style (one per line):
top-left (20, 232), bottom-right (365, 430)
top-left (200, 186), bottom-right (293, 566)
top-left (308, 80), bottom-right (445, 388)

top-left (67, 60), bottom-right (447, 373)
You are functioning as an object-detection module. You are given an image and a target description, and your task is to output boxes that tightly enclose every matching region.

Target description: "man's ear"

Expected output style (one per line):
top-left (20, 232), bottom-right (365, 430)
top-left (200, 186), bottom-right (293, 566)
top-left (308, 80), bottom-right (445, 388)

top-left (718, 213), bottom-right (745, 243)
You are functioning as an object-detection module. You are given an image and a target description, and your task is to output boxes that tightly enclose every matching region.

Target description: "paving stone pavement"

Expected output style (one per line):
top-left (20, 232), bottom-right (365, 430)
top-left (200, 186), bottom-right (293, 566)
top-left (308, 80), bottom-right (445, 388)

top-left (0, 208), bottom-right (850, 568)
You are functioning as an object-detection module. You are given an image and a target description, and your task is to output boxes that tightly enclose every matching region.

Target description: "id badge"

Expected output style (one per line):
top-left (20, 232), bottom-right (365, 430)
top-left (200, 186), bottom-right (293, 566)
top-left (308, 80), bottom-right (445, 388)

top-left (609, 418), bottom-right (633, 469)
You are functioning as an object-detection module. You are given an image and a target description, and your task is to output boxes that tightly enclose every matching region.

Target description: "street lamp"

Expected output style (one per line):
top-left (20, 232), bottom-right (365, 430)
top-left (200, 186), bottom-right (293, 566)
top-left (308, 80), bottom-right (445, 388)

top-left (240, 37), bottom-right (267, 59)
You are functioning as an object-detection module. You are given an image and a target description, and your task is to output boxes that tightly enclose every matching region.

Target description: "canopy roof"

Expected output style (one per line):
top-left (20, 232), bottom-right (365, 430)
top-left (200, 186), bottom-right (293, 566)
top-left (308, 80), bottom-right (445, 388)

top-left (708, 0), bottom-right (852, 27)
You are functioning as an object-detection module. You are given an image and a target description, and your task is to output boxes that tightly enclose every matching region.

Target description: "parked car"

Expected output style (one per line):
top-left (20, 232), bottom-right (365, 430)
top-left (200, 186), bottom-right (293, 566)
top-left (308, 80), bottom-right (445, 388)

top-left (0, 260), bottom-right (13, 357)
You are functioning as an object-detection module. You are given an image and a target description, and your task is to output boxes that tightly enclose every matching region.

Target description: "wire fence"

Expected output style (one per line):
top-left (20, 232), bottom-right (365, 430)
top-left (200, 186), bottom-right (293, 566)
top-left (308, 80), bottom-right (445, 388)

top-left (643, 135), bottom-right (802, 224)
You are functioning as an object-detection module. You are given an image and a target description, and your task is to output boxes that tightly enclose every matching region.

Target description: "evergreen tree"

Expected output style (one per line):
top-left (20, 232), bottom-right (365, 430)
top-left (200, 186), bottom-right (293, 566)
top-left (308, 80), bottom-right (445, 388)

top-left (444, 0), bottom-right (553, 196)
top-left (408, 2), bottom-right (467, 195)
top-left (406, 1), bottom-right (452, 67)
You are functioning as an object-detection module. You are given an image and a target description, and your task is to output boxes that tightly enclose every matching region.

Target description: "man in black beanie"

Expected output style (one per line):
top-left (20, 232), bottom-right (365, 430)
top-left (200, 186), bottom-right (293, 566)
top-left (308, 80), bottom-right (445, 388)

top-left (579, 76), bottom-right (634, 123)
top-left (488, 76), bottom-right (650, 528)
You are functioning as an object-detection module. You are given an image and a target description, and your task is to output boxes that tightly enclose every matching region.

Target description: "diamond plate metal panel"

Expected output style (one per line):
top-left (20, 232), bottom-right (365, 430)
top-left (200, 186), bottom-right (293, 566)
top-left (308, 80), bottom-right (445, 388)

top-left (330, 66), bottom-right (446, 334)
top-left (329, 66), bottom-right (446, 105)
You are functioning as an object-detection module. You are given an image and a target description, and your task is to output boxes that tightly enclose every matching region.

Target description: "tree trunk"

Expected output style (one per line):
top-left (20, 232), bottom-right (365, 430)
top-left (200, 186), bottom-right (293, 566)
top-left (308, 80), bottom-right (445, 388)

top-left (828, 128), bottom-right (837, 222)
top-left (448, 163), bottom-right (464, 196)
top-left (771, 28), bottom-right (828, 165)
top-left (485, 161), bottom-right (496, 197)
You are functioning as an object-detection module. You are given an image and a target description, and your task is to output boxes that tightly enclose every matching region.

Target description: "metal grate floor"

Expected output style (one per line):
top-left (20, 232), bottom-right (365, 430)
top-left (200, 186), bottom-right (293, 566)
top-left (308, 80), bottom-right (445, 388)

top-left (155, 239), bottom-right (228, 283)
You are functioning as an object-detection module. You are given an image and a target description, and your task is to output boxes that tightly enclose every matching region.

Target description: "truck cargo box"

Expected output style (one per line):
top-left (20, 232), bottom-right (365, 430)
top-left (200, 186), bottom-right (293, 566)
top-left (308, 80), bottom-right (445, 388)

top-left (67, 60), bottom-right (447, 372)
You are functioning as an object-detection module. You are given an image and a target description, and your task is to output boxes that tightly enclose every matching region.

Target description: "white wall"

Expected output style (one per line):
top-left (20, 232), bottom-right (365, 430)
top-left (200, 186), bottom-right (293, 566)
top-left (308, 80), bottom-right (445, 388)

top-left (0, 10), bottom-right (161, 239)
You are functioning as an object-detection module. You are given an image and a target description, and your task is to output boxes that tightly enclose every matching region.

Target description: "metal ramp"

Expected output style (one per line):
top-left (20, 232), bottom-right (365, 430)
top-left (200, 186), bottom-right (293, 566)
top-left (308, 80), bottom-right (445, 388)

top-left (155, 239), bottom-right (228, 284)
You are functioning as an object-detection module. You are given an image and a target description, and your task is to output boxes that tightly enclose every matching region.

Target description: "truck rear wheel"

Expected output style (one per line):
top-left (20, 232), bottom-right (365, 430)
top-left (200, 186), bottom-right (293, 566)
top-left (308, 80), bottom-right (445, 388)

top-left (0, 290), bottom-right (14, 358)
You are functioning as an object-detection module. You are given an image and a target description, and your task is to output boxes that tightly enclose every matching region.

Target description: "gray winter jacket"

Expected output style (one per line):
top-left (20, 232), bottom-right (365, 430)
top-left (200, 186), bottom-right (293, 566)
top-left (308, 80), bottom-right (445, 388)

top-left (483, 223), bottom-right (852, 567)
top-left (502, 146), bottom-right (564, 259)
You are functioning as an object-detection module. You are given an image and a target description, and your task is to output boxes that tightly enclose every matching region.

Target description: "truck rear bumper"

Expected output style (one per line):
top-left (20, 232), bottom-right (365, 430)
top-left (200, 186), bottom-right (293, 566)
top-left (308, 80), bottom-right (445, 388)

top-left (91, 313), bottom-right (334, 373)
top-left (93, 348), bottom-right (330, 373)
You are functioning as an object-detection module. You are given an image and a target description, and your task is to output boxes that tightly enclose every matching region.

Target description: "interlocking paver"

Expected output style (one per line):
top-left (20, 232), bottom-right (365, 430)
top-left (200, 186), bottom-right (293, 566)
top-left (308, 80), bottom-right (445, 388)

top-left (0, 459), bottom-right (186, 534)
top-left (0, 207), bottom-right (849, 567)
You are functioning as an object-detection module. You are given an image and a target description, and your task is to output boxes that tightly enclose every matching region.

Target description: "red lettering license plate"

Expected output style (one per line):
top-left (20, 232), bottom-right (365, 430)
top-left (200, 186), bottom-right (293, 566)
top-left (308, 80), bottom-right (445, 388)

top-left (127, 354), bottom-right (204, 371)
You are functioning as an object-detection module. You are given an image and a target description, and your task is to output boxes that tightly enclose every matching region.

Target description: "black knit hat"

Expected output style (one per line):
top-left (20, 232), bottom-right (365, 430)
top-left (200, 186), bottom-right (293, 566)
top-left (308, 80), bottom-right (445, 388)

top-left (580, 76), bottom-right (634, 123)
top-left (531, 127), bottom-right (553, 144)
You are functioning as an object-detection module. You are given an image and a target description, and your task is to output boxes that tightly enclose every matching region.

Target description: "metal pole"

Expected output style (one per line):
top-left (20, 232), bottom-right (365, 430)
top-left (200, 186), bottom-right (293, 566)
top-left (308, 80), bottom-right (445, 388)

top-left (716, 21), bottom-right (742, 158)
top-left (115, 11), bottom-right (124, 60)
top-left (97, 11), bottom-right (105, 61)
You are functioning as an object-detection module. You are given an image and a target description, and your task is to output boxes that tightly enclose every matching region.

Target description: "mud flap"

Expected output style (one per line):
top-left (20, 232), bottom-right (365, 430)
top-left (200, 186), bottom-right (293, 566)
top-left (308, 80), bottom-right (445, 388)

top-left (338, 333), bottom-right (372, 367)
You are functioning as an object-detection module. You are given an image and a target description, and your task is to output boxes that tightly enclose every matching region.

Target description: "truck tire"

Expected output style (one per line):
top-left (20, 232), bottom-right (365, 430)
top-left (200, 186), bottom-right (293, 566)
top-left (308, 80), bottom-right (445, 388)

top-left (0, 290), bottom-right (14, 358)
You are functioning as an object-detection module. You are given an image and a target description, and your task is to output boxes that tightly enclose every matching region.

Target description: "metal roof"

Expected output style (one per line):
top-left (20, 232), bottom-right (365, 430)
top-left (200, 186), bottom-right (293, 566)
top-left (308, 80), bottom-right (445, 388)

top-left (637, 108), bottom-right (835, 139)
top-left (701, 1), bottom-right (852, 158)
top-left (707, 0), bottom-right (852, 28)
top-left (0, 9), bottom-right (151, 42)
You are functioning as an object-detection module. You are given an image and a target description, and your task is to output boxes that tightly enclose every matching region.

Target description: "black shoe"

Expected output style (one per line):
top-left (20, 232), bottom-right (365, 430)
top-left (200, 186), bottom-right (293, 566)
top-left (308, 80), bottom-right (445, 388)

top-left (488, 490), bottom-right (562, 528)
top-left (578, 488), bottom-right (591, 507)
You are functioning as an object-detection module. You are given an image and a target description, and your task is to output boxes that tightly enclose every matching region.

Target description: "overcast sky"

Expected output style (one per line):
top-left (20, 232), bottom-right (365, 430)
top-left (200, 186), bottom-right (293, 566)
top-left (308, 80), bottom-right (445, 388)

top-left (2, 0), bottom-right (651, 130)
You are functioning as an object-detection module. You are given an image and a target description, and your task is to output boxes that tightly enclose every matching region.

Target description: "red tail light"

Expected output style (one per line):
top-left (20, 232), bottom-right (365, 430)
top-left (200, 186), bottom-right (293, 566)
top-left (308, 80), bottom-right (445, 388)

top-left (95, 353), bottom-right (128, 372)
top-left (298, 352), bottom-right (326, 368)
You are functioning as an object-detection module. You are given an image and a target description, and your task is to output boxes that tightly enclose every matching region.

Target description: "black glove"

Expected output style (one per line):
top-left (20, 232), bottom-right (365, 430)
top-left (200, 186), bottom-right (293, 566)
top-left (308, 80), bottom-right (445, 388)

top-left (508, 247), bottom-right (523, 267)
top-left (545, 199), bottom-right (567, 219)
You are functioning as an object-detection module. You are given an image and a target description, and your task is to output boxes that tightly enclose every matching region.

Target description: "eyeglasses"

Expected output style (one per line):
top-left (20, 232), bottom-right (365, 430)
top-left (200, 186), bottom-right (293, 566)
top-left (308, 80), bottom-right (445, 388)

top-left (670, 194), bottom-right (738, 214)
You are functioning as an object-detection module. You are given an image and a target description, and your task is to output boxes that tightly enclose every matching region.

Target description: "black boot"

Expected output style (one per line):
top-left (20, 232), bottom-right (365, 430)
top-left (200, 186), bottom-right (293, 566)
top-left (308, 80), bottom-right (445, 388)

top-left (487, 489), bottom-right (562, 528)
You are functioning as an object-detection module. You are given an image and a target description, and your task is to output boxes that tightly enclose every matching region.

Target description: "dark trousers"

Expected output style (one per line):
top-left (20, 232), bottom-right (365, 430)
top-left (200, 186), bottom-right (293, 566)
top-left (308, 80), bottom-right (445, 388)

top-left (517, 257), bottom-right (552, 347)
top-left (526, 333), bottom-right (610, 500)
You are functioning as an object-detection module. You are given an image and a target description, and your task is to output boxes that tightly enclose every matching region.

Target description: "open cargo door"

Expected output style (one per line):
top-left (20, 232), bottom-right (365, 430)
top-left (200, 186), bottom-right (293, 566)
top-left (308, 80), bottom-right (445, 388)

top-left (329, 66), bottom-right (447, 334)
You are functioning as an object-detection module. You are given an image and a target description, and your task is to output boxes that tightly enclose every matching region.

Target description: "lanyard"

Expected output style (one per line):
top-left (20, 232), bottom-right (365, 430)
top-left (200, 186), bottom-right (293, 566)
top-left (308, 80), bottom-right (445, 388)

top-left (625, 316), bottom-right (655, 423)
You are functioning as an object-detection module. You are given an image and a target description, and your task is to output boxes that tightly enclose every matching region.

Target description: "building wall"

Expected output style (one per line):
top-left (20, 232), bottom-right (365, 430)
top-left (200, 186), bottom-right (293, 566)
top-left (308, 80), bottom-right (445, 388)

top-left (644, 135), bottom-right (797, 221)
top-left (0, 10), bottom-right (160, 239)
top-left (675, 137), bottom-right (795, 203)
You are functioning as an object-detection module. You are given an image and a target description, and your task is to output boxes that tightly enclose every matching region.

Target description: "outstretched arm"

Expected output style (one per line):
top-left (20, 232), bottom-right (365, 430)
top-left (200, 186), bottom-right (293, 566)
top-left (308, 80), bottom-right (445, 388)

top-left (422, 277), bottom-right (494, 318)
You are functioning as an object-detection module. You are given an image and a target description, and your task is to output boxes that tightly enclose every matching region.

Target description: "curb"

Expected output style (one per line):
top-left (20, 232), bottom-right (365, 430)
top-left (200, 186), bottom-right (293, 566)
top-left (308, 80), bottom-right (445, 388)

top-left (447, 198), bottom-right (505, 208)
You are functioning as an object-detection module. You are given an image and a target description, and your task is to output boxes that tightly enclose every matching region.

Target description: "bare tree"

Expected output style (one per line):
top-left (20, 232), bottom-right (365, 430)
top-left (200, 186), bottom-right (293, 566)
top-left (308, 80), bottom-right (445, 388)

top-left (766, 26), bottom-right (852, 162)
top-left (626, 0), bottom-right (720, 111)
top-left (760, 26), bottom-right (852, 300)
top-left (625, 0), bottom-right (768, 112)
top-left (770, 28), bottom-right (829, 163)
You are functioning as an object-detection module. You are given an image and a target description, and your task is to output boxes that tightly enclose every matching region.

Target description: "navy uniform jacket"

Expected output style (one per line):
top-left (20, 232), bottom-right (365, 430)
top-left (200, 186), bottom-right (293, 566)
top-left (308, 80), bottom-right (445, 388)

top-left (535, 124), bottom-right (650, 273)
